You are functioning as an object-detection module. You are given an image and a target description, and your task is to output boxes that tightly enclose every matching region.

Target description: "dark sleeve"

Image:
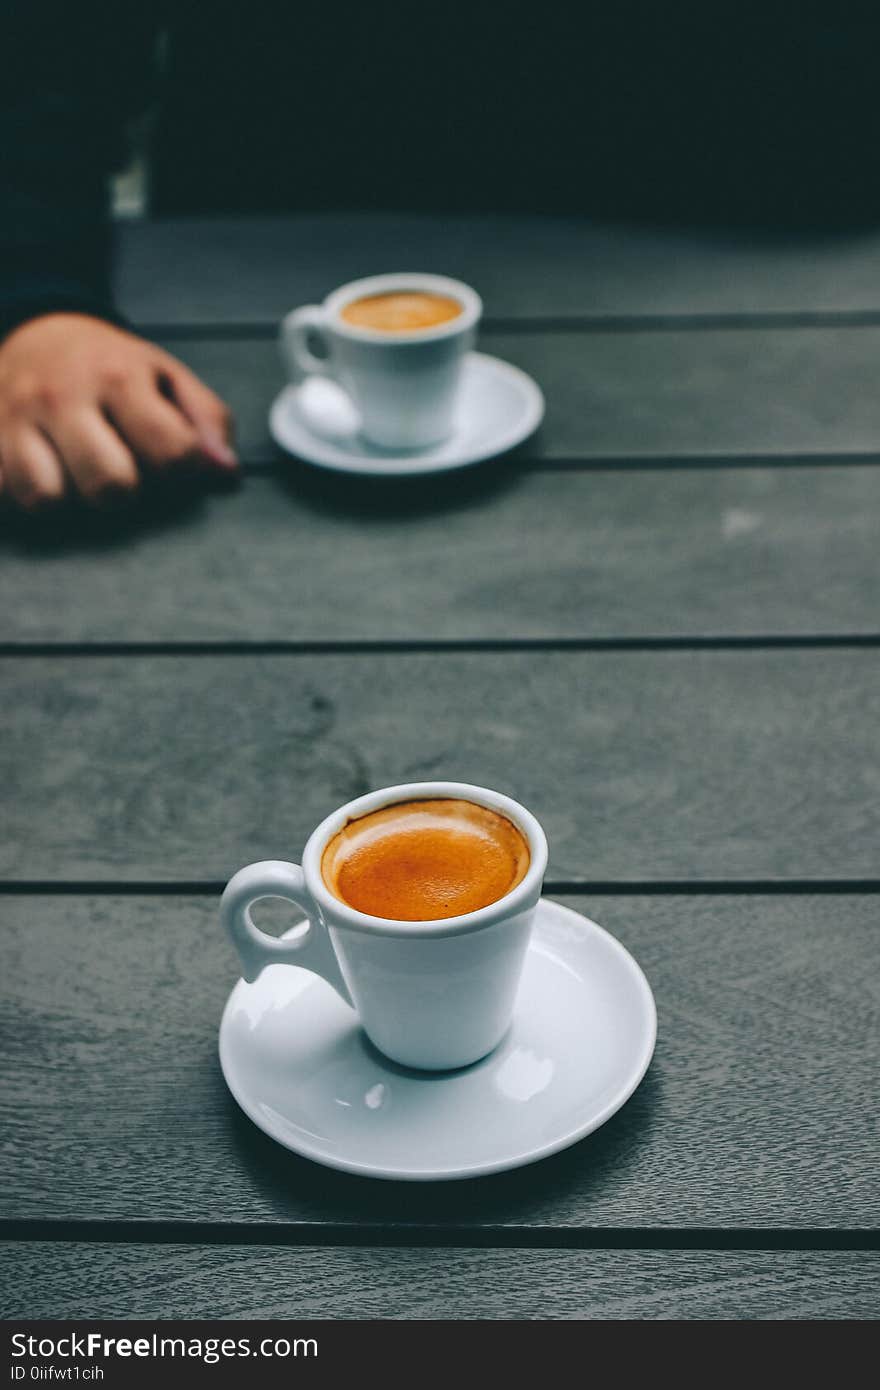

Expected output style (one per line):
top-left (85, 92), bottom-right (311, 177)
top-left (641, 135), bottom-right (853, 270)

top-left (0, 2), bottom-right (164, 340)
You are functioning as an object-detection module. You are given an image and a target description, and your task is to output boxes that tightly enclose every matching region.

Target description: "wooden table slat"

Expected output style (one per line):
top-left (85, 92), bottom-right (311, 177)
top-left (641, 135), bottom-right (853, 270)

top-left (2, 650), bottom-right (877, 883)
top-left (2, 468), bottom-right (879, 643)
top-left (156, 329), bottom-right (880, 465)
top-left (117, 215), bottom-right (880, 325)
top-left (2, 1243), bottom-right (878, 1319)
top-left (2, 894), bottom-right (878, 1232)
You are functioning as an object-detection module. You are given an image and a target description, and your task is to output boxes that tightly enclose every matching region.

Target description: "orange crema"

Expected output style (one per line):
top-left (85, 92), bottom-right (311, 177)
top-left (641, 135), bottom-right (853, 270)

top-left (340, 291), bottom-right (462, 332)
top-left (321, 798), bottom-right (530, 921)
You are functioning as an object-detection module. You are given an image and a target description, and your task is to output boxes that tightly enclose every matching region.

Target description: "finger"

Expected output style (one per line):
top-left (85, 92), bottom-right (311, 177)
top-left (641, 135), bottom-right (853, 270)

top-left (46, 408), bottom-right (140, 505)
top-left (0, 426), bottom-right (66, 509)
top-left (103, 376), bottom-right (203, 471)
top-left (154, 355), bottom-right (237, 468)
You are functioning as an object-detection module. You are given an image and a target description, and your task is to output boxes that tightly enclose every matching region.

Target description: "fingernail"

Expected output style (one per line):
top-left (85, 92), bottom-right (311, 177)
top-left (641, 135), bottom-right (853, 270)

top-left (199, 429), bottom-right (238, 468)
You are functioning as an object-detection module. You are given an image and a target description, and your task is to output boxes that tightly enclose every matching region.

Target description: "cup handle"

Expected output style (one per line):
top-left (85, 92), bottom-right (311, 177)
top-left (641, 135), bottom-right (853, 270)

top-left (220, 860), bottom-right (353, 1005)
top-left (280, 306), bottom-right (337, 382)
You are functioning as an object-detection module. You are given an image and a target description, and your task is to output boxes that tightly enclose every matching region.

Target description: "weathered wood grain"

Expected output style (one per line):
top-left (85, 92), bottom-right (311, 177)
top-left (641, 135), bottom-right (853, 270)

top-left (2, 468), bottom-right (879, 642)
top-left (153, 327), bottom-right (880, 464)
top-left (1, 651), bottom-right (877, 882)
top-left (2, 1242), bottom-right (878, 1319)
top-left (1, 894), bottom-right (877, 1230)
top-left (116, 215), bottom-right (880, 325)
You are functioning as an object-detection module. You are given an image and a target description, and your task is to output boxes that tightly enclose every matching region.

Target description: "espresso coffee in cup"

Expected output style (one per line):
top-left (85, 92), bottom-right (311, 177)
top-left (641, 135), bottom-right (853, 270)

top-left (340, 291), bottom-right (463, 333)
top-left (280, 273), bottom-right (482, 450)
top-left (221, 780), bottom-right (548, 1070)
top-left (321, 797), bottom-right (530, 921)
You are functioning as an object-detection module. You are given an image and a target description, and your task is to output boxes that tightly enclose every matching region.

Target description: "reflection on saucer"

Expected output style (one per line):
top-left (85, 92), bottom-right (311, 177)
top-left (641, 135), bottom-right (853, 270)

top-left (295, 378), bottom-right (361, 440)
top-left (494, 1047), bottom-right (555, 1103)
top-left (364, 1082), bottom-right (388, 1110)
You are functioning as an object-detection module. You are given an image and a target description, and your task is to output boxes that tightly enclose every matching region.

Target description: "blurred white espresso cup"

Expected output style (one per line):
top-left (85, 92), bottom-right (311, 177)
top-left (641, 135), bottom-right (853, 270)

top-left (279, 273), bottom-right (482, 450)
top-left (220, 781), bottom-right (548, 1071)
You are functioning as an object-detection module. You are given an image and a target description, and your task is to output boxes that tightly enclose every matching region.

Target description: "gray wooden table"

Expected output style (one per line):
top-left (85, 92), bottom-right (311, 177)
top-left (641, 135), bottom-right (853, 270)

top-left (1, 215), bottom-right (878, 1320)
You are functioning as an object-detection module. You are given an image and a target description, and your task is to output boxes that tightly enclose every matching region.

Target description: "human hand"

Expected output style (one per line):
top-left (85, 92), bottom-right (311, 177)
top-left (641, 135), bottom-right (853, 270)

top-left (0, 313), bottom-right (238, 508)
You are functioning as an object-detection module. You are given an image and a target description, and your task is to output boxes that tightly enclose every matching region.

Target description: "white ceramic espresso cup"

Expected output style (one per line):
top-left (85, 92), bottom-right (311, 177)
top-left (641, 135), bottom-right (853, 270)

top-left (220, 781), bottom-right (548, 1071)
top-left (279, 273), bottom-right (482, 450)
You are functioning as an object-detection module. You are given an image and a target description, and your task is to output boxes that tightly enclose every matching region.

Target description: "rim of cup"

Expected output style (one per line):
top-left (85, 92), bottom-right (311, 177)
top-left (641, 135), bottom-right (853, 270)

top-left (323, 273), bottom-right (483, 345)
top-left (302, 781), bottom-right (548, 938)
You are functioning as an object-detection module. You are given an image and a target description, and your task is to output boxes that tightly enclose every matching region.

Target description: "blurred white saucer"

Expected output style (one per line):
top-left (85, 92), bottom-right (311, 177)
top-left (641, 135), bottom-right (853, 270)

top-left (268, 351), bottom-right (544, 477)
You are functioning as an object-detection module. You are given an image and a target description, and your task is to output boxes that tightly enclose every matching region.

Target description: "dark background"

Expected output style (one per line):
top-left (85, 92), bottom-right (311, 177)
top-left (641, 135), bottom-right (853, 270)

top-left (150, 3), bottom-right (880, 226)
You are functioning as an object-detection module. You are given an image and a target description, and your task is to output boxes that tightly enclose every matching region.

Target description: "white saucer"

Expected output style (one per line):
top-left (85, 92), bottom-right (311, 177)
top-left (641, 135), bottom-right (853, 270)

top-left (268, 351), bottom-right (544, 476)
top-left (219, 899), bottom-right (656, 1181)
